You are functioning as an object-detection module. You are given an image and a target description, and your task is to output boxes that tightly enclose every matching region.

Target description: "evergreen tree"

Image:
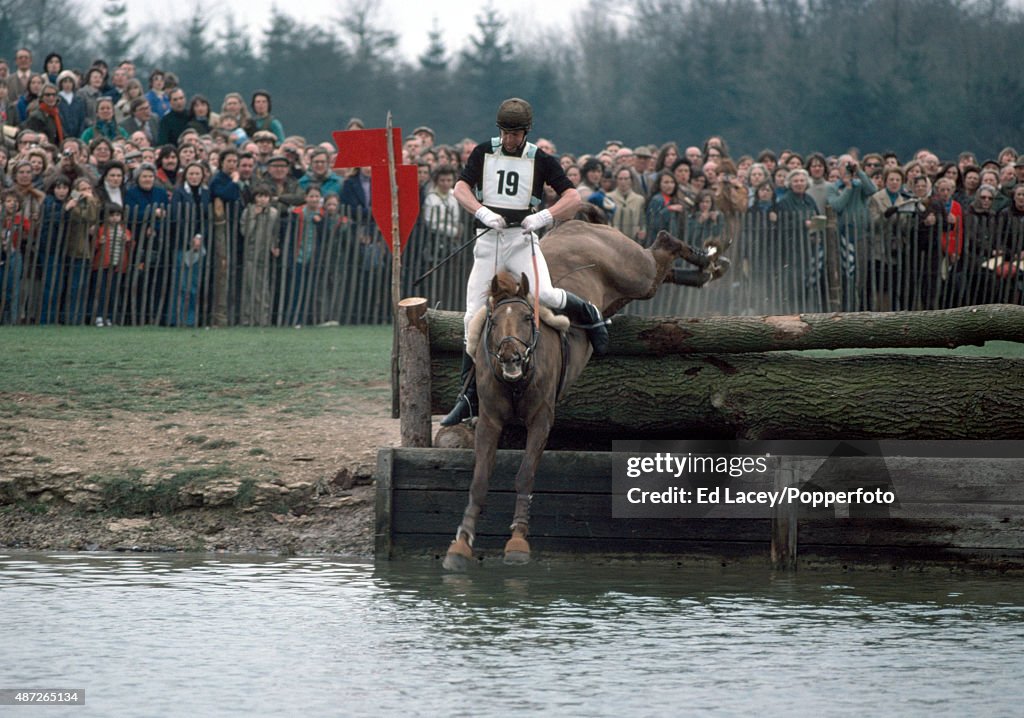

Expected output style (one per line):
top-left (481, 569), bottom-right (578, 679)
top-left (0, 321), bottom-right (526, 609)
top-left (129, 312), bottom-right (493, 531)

top-left (258, 8), bottom-right (352, 141)
top-left (98, 0), bottom-right (139, 64)
top-left (335, 0), bottom-right (401, 128)
top-left (0, 0), bottom-right (91, 65)
top-left (214, 12), bottom-right (259, 99)
top-left (169, 7), bottom-right (216, 94)
top-left (418, 18), bottom-right (448, 73)
top-left (338, 0), bottom-right (399, 71)
top-left (458, 3), bottom-right (518, 136)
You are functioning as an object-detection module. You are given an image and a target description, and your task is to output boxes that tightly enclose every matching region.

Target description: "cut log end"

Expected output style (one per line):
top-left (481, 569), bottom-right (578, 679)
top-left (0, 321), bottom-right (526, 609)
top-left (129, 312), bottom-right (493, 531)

top-left (435, 423), bottom-right (475, 449)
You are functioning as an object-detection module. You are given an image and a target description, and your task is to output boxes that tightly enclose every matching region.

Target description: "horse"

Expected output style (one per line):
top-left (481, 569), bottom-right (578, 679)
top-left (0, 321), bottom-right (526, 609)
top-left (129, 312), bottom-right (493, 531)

top-left (443, 221), bottom-right (725, 569)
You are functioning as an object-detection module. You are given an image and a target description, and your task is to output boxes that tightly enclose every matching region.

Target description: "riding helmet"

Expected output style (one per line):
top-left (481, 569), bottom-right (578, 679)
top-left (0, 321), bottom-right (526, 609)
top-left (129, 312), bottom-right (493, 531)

top-left (496, 98), bottom-right (533, 132)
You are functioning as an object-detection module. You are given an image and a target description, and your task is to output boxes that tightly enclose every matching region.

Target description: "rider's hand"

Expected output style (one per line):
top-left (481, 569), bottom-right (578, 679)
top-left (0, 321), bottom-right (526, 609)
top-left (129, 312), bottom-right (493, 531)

top-left (475, 207), bottom-right (507, 230)
top-left (521, 209), bottom-right (553, 234)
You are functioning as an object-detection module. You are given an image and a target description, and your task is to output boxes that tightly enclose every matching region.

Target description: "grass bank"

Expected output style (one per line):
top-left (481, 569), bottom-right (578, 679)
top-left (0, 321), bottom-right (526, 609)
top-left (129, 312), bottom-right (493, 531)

top-left (0, 325), bottom-right (394, 419)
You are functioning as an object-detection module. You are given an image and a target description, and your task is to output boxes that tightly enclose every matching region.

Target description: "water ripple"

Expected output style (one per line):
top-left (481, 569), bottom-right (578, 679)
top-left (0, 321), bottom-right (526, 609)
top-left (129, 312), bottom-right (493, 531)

top-left (1, 553), bottom-right (1022, 717)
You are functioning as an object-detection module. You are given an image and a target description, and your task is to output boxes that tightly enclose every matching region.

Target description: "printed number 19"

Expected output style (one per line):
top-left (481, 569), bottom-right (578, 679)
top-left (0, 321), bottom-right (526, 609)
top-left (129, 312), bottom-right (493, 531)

top-left (496, 170), bottom-right (519, 196)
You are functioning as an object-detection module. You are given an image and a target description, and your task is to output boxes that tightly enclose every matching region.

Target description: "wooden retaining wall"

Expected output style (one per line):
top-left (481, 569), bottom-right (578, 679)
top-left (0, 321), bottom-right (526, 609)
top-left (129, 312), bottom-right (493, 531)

top-left (376, 448), bottom-right (1024, 569)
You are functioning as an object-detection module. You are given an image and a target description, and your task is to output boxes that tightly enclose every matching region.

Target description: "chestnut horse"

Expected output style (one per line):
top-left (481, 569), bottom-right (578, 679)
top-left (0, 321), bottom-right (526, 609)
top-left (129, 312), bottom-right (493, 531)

top-left (443, 222), bottom-right (722, 569)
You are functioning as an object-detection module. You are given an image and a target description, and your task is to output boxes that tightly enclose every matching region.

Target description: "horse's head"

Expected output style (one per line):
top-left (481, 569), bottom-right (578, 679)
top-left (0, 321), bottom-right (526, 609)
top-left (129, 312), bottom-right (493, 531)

top-left (486, 272), bottom-right (538, 384)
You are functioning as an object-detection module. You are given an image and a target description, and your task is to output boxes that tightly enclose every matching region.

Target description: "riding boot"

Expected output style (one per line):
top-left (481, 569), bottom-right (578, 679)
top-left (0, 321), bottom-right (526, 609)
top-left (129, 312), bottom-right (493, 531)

top-left (679, 243), bottom-right (717, 268)
top-left (440, 353), bottom-right (478, 426)
top-left (561, 291), bottom-right (610, 356)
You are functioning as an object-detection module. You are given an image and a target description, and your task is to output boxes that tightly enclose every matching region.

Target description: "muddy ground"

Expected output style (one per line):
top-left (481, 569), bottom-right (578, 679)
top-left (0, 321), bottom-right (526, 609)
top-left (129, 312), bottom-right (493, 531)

top-left (0, 396), bottom-right (404, 557)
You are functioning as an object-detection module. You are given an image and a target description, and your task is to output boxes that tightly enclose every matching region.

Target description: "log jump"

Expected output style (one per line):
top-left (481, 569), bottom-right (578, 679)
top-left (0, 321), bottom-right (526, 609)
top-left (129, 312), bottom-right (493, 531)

top-left (419, 303), bottom-right (1024, 444)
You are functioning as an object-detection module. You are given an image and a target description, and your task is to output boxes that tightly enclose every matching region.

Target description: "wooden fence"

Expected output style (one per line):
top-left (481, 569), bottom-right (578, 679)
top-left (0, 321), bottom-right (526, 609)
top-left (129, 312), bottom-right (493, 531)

top-left (2, 203), bottom-right (1022, 326)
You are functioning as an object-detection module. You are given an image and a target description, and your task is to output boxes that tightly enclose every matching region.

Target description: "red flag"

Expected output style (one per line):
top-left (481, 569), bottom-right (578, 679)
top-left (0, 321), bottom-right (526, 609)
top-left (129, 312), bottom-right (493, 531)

top-left (332, 128), bottom-right (420, 252)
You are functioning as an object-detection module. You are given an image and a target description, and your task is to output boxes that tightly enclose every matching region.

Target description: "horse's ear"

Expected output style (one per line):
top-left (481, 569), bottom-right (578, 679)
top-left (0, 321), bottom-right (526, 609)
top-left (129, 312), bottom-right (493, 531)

top-left (491, 275), bottom-right (500, 296)
top-left (519, 272), bottom-right (530, 297)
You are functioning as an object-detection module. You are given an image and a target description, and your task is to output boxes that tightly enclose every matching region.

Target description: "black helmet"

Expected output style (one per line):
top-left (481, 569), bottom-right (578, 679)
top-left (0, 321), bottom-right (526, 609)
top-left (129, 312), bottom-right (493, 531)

top-left (496, 97), bottom-right (533, 131)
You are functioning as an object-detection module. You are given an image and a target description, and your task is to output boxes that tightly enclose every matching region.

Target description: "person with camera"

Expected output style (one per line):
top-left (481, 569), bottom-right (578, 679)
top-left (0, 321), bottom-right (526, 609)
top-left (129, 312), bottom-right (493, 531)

top-left (45, 139), bottom-right (97, 188)
top-left (827, 154), bottom-right (876, 310)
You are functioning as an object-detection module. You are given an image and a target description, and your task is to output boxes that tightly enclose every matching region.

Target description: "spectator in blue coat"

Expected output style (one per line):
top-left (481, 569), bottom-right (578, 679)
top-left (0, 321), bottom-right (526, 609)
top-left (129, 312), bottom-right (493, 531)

top-left (55, 71), bottom-right (86, 139)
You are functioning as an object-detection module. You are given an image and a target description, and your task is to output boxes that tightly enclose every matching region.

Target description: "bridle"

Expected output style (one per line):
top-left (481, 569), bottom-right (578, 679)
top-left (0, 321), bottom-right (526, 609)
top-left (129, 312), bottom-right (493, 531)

top-left (484, 296), bottom-right (539, 387)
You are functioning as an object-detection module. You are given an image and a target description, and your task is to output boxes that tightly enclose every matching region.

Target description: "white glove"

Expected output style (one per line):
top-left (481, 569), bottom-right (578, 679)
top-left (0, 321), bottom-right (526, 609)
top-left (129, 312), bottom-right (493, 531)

top-left (521, 209), bottom-right (553, 234)
top-left (475, 206), bottom-right (507, 230)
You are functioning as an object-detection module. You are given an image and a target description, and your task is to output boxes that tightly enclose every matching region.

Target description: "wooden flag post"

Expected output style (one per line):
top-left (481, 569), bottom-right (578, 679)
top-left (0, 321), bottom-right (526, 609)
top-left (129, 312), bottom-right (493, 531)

top-left (386, 112), bottom-right (402, 418)
top-left (331, 120), bottom-right (420, 421)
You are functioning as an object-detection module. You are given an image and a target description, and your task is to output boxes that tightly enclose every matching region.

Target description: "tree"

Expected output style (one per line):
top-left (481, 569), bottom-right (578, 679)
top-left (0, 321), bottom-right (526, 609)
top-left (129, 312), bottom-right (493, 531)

top-left (168, 7), bottom-right (216, 95)
top-left (418, 18), bottom-right (448, 73)
top-left (214, 12), bottom-right (260, 99)
top-left (0, 0), bottom-right (91, 66)
top-left (97, 0), bottom-right (139, 65)
top-left (458, 3), bottom-right (519, 136)
top-left (337, 0), bottom-right (399, 71)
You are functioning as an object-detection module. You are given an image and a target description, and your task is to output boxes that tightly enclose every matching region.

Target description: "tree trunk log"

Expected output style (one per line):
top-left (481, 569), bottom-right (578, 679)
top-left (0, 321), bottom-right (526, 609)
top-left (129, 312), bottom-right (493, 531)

top-left (430, 352), bottom-right (1024, 441)
top-left (398, 297), bottom-right (431, 447)
top-left (427, 304), bottom-right (1024, 356)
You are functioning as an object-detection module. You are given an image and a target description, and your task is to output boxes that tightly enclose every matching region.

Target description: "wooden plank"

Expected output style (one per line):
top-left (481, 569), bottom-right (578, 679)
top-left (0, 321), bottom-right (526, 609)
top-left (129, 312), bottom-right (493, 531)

top-left (391, 494), bottom-right (771, 541)
top-left (793, 544), bottom-right (1024, 567)
top-left (374, 448), bottom-right (394, 559)
top-left (391, 448), bottom-right (613, 494)
top-left (390, 532), bottom-right (771, 559)
top-left (786, 456), bottom-right (1024, 504)
top-left (771, 466), bottom-right (798, 570)
top-left (380, 447), bottom-right (1024, 564)
top-left (799, 518), bottom-right (1024, 550)
top-left (890, 503), bottom-right (1024, 520)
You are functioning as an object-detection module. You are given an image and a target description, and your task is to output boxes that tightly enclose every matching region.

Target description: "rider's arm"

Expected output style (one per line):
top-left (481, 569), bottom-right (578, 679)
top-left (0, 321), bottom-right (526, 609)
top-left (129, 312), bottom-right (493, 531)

top-left (453, 179), bottom-right (483, 215)
top-left (546, 187), bottom-right (582, 223)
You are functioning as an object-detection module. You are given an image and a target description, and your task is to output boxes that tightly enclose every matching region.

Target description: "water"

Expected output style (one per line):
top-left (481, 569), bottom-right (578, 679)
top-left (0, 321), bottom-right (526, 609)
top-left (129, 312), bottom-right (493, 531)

top-left (1, 553), bottom-right (1022, 717)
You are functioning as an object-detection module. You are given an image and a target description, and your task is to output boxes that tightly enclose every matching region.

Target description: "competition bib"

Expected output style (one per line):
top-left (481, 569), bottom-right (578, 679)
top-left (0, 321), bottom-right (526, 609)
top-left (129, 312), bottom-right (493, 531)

top-left (481, 154), bottom-right (535, 210)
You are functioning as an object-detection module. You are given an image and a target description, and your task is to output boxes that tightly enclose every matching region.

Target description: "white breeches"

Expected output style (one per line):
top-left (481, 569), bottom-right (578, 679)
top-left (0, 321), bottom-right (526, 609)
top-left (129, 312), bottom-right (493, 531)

top-left (463, 228), bottom-right (566, 337)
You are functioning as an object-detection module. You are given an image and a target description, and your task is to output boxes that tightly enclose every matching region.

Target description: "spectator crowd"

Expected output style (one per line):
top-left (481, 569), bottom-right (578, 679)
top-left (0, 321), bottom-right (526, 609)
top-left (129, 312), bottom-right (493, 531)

top-left (2, 48), bottom-right (1023, 326)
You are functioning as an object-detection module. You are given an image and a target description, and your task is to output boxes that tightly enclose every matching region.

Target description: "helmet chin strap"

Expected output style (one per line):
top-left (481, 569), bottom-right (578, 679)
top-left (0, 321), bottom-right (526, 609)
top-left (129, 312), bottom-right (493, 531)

top-left (500, 129), bottom-right (529, 155)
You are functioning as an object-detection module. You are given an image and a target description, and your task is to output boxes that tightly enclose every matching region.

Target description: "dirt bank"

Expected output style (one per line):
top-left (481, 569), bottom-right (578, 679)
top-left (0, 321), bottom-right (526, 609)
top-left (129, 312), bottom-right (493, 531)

top-left (0, 401), bottom-right (401, 557)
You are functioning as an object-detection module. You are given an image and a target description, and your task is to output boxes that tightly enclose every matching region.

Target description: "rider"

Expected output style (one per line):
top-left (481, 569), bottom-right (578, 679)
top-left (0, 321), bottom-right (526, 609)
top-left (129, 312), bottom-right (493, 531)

top-left (440, 97), bottom-right (610, 427)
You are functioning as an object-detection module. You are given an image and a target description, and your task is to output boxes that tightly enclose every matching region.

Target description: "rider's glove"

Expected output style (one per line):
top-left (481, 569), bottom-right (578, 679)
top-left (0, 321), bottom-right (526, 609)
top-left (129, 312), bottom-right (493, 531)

top-left (475, 207), bottom-right (507, 230)
top-left (521, 209), bottom-right (553, 234)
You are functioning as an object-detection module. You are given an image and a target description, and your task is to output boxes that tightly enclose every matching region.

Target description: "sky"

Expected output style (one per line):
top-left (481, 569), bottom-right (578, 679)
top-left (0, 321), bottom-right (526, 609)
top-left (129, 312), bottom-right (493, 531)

top-left (118, 0), bottom-right (595, 61)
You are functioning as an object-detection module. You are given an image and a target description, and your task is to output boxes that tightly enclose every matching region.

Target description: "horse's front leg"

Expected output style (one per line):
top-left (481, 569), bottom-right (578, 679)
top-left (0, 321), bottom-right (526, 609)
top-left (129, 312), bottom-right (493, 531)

top-left (443, 412), bottom-right (502, 571)
top-left (504, 406), bottom-right (554, 565)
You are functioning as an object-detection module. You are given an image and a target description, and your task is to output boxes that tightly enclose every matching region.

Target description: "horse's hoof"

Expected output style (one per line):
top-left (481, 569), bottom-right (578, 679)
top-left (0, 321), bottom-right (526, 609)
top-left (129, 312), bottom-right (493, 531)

top-left (503, 534), bottom-right (531, 565)
top-left (503, 550), bottom-right (531, 565)
top-left (443, 537), bottom-right (474, 572)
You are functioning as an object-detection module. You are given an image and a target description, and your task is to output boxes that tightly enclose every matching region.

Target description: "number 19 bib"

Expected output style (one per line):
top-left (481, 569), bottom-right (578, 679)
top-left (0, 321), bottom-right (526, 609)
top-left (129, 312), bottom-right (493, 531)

top-left (481, 154), bottom-right (535, 210)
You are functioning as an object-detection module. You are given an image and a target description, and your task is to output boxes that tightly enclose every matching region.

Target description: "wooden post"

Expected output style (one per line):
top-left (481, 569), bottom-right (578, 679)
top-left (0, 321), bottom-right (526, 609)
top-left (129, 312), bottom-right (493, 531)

top-left (824, 206), bottom-right (842, 312)
top-left (374, 448), bottom-right (395, 559)
top-left (771, 462), bottom-right (798, 570)
top-left (387, 112), bottom-right (402, 419)
top-left (399, 297), bottom-right (431, 447)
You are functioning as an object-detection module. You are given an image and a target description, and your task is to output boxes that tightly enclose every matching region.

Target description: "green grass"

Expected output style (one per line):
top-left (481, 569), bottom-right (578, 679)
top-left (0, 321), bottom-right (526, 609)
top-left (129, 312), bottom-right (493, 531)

top-left (0, 326), bottom-right (393, 419)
